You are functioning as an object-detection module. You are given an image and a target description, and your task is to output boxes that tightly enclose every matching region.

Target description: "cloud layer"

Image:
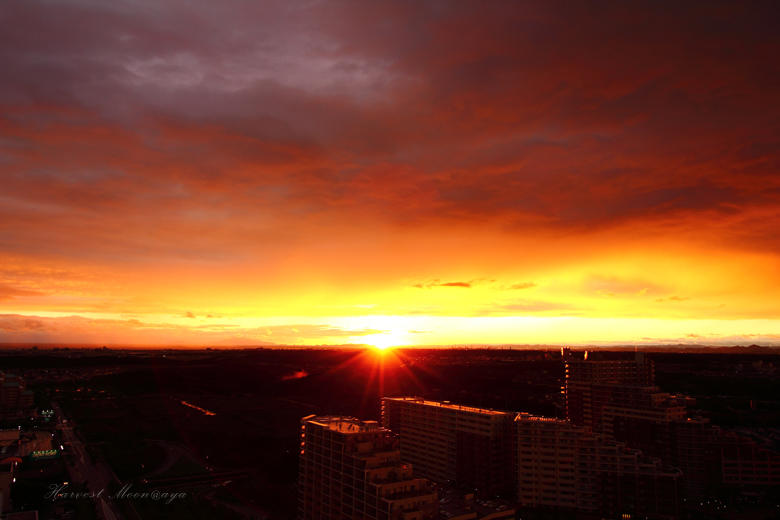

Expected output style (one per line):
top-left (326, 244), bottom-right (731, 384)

top-left (2, 1), bottom-right (780, 343)
top-left (0, 314), bottom-right (385, 346)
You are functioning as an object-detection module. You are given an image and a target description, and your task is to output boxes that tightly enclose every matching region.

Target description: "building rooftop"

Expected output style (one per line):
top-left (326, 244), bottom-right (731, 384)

top-left (515, 413), bottom-right (566, 422)
top-left (304, 415), bottom-right (385, 434)
top-left (567, 358), bottom-right (641, 364)
top-left (385, 397), bottom-right (514, 416)
top-left (436, 487), bottom-right (516, 519)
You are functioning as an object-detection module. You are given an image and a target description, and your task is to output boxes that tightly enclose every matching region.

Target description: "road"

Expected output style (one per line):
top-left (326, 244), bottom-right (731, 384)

top-left (52, 401), bottom-right (135, 520)
top-left (198, 485), bottom-right (267, 520)
top-left (52, 403), bottom-right (264, 520)
top-left (139, 440), bottom-right (218, 480)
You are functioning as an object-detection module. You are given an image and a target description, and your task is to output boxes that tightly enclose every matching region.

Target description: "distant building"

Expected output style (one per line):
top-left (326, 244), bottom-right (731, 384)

top-left (595, 384), bottom-right (687, 464)
top-left (565, 353), bottom-right (654, 429)
top-left (565, 354), bottom-right (780, 499)
top-left (0, 373), bottom-right (34, 412)
top-left (382, 397), bottom-right (515, 497)
top-left (298, 415), bottom-right (438, 520)
top-left (515, 413), bottom-right (683, 519)
top-left (0, 430), bottom-right (19, 442)
top-left (672, 416), bottom-right (780, 498)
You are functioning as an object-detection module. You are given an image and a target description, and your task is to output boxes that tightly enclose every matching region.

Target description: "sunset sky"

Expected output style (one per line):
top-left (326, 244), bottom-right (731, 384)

top-left (2, 1), bottom-right (780, 347)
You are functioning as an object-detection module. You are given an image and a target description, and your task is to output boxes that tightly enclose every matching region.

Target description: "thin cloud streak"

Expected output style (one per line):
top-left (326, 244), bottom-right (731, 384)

top-left (0, 314), bottom-right (387, 346)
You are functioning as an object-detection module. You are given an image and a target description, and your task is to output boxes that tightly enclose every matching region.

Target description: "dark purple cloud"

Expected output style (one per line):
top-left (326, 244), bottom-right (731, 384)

top-left (1, 0), bottom-right (780, 268)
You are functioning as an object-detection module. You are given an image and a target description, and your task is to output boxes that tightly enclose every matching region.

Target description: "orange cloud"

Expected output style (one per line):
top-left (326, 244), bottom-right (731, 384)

top-left (0, 284), bottom-right (45, 301)
top-left (1, 2), bottom-right (780, 344)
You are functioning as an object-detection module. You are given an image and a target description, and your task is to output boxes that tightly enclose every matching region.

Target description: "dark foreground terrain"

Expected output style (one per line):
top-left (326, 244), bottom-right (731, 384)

top-left (3, 346), bottom-right (780, 519)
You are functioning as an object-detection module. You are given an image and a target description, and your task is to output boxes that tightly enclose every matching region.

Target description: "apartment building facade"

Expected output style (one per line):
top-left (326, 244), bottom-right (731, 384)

top-left (565, 353), bottom-right (655, 430)
top-left (673, 416), bottom-right (780, 498)
top-left (382, 397), bottom-right (515, 497)
top-left (565, 355), bottom-right (780, 499)
top-left (515, 413), bottom-right (683, 519)
top-left (298, 415), bottom-right (438, 520)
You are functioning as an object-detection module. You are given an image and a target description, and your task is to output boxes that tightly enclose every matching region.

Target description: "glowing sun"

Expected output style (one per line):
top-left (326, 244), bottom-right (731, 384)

top-left (364, 333), bottom-right (406, 350)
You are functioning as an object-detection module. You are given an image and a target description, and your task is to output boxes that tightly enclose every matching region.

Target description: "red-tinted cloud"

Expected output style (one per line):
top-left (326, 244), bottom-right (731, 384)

top-left (0, 284), bottom-right (44, 301)
top-left (1, 2), bottom-right (778, 244)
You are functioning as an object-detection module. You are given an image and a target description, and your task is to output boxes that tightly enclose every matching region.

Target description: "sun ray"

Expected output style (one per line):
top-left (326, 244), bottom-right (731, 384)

top-left (359, 354), bottom-right (380, 408)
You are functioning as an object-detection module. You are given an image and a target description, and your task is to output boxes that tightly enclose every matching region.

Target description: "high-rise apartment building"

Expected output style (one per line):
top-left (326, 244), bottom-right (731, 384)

top-left (596, 384), bottom-right (688, 463)
top-left (515, 413), bottom-right (683, 519)
top-left (382, 397), bottom-right (515, 497)
top-left (673, 416), bottom-right (780, 498)
top-left (565, 354), bottom-right (780, 499)
top-left (566, 354), bottom-right (691, 467)
top-left (565, 353), bottom-right (655, 430)
top-left (298, 415), bottom-right (438, 520)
